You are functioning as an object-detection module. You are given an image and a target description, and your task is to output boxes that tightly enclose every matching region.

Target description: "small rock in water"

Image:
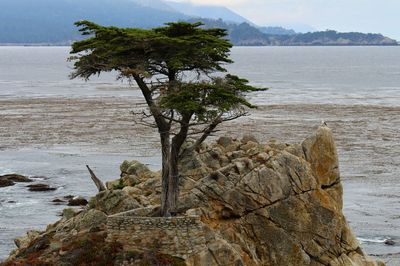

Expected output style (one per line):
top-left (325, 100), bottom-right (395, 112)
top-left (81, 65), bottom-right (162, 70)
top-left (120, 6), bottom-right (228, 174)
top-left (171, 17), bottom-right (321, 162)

top-left (0, 174), bottom-right (33, 187)
top-left (52, 198), bottom-right (65, 204)
top-left (68, 196), bottom-right (88, 206)
top-left (1, 174), bottom-right (32, 183)
top-left (27, 184), bottom-right (57, 192)
top-left (384, 239), bottom-right (396, 246)
top-left (0, 178), bottom-right (15, 187)
top-left (7, 201), bottom-right (16, 203)
top-left (63, 195), bottom-right (75, 200)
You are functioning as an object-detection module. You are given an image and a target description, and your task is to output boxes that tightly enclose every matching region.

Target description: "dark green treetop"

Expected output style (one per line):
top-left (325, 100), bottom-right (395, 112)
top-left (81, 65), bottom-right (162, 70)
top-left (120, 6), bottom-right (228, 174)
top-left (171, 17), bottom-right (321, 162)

top-left (70, 21), bottom-right (232, 80)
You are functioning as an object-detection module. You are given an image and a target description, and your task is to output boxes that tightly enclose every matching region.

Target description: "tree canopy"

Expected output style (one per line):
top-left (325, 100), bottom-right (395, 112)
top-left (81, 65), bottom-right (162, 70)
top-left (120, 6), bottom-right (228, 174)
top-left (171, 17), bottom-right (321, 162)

top-left (70, 21), bottom-right (232, 79)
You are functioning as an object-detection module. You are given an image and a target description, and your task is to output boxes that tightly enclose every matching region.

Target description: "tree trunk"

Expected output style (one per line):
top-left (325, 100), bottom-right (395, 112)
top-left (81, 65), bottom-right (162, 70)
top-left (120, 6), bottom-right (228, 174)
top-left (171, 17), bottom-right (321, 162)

top-left (167, 142), bottom-right (180, 215)
top-left (133, 74), bottom-right (172, 216)
top-left (166, 114), bottom-right (191, 216)
top-left (160, 131), bottom-right (171, 216)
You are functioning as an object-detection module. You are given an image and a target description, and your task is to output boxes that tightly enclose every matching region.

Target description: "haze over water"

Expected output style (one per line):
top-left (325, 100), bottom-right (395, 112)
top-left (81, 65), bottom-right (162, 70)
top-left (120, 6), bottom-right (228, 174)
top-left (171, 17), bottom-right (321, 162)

top-left (0, 46), bottom-right (400, 262)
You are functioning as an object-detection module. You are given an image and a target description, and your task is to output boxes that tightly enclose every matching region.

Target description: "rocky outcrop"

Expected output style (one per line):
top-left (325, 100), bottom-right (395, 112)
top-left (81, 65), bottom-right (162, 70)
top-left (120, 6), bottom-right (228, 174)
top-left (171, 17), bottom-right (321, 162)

top-left (26, 183), bottom-right (57, 192)
top-left (0, 174), bottom-right (32, 187)
top-left (1, 126), bottom-right (383, 266)
top-left (177, 126), bottom-right (381, 266)
top-left (67, 196), bottom-right (88, 206)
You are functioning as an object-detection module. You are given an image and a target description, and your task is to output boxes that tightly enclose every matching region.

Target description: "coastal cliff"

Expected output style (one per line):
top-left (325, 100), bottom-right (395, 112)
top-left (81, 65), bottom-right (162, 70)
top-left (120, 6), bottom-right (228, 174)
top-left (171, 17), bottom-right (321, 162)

top-left (1, 126), bottom-right (383, 265)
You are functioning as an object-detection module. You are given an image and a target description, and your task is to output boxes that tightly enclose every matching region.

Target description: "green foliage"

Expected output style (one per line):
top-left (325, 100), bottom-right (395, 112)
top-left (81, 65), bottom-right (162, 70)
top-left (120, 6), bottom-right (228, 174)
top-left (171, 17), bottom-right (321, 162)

top-left (70, 20), bottom-right (266, 121)
top-left (159, 75), bottom-right (266, 121)
top-left (70, 21), bottom-right (233, 80)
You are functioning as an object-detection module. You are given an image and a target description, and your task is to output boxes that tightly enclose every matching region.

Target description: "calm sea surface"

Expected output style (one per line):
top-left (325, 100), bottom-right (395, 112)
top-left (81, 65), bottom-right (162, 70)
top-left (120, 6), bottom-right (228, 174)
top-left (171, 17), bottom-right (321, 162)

top-left (1, 46), bottom-right (399, 105)
top-left (0, 46), bottom-right (400, 261)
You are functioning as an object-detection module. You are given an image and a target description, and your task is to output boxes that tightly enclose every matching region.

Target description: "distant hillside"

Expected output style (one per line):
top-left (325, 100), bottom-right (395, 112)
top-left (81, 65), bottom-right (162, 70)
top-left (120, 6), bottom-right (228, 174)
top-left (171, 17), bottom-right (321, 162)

top-left (272, 30), bottom-right (399, 46)
top-left (279, 24), bottom-right (317, 34)
top-left (0, 0), bottom-right (188, 44)
top-left (193, 19), bottom-right (398, 46)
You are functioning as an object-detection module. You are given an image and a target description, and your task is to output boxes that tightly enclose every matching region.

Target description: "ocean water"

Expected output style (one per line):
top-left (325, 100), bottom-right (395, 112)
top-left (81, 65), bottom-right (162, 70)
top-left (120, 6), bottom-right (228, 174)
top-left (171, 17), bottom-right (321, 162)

top-left (0, 46), bottom-right (400, 262)
top-left (1, 46), bottom-right (399, 105)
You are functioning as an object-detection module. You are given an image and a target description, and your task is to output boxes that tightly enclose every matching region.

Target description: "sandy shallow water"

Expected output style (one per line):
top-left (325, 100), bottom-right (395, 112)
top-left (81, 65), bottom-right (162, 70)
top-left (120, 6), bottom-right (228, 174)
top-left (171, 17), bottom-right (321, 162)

top-left (0, 96), bottom-right (399, 264)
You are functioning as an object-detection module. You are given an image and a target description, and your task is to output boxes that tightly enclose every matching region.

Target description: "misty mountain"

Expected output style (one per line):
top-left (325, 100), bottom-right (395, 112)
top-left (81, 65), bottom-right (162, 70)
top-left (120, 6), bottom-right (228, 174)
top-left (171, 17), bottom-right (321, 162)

top-left (279, 24), bottom-right (317, 33)
top-left (165, 1), bottom-right (250, 24)
top-left (259, 26), bottom-right (296, 35)
top-left (0, 0), bottom-right (397, 46)
top-left (0, 0), bottom-right (188, 44)
top-left (130, 0), bottom-right (175, 11)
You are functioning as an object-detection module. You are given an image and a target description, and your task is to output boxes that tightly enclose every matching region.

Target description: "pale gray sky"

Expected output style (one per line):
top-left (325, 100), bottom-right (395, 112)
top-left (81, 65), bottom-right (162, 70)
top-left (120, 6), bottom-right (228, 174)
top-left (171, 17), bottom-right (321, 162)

top-left (172, 0), bottom-right (400, 40)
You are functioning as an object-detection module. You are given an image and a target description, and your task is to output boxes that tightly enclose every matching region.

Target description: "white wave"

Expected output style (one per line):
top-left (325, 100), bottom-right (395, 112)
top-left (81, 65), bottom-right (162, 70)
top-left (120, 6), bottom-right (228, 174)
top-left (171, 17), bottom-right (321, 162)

top-left (0, 200), bottom-right (40, 211)
top-left (357, 237), bottom-right (387, 244)
top-left (10, 199), bottom-right (40, 207)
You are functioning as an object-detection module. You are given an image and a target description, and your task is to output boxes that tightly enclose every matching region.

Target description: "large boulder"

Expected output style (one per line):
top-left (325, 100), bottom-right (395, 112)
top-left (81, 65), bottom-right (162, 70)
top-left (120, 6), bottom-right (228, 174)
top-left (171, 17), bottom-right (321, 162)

top-left (120, 160), bottom-right (150, 177)
top-left (13, 230), bottom-right (41, 249)
top-left (49, 209), bottom-right (107, 242)
top-left (88, 189), bottom-right (142, 215)
top-left (302, 125), bottom-right (340, 187)
top-left (178, 126), bottom-right (382, 266)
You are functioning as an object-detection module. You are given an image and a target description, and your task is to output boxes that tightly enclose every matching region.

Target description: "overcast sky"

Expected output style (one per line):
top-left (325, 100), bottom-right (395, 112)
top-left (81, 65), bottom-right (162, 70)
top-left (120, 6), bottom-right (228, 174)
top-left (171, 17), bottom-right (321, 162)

top-left (172, 0), bottom-right (400, 39)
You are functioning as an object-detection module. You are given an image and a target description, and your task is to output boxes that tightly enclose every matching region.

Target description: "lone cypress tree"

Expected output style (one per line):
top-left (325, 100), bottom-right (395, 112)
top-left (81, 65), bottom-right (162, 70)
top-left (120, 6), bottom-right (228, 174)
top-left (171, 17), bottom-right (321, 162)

top-left (70, 21), bottom-right (266, 216)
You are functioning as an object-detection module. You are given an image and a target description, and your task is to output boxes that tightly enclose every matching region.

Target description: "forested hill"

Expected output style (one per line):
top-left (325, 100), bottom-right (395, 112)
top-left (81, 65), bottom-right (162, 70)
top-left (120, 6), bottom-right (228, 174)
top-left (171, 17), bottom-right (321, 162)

top-left (195, 19), bottom-right (398, 46)
top-left (0, 0), bottom-right (189, 44)
top-left (0, 0), bottom-right (397, 46)
top-left (278, 30), bottom-right (398, 46)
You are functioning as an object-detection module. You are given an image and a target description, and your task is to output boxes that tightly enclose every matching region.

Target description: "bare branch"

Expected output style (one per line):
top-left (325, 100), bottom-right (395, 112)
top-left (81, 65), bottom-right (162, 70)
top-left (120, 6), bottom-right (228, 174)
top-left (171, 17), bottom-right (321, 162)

top-left (131, 110), bottom-right (158, 128)
top-left (86, 165), bottom-right (107, 192)
top-left (184, 110), bottom-right (248, 153)
top-left (187, 129), bottom-right (221, 136)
